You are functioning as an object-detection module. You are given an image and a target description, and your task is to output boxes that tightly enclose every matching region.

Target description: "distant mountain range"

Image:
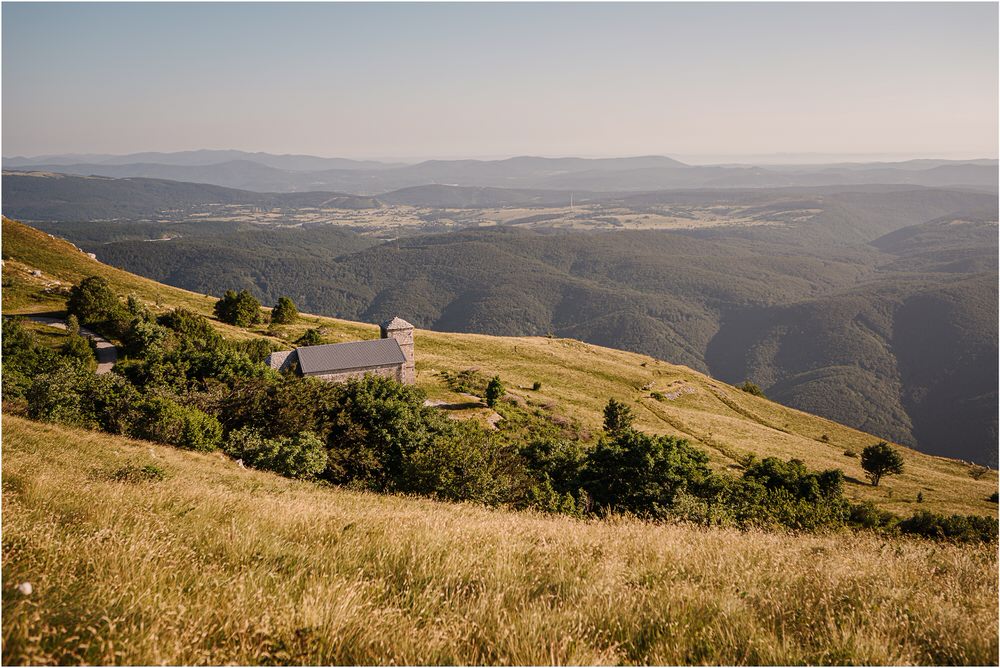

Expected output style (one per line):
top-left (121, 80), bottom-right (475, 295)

top-left (4, 151), bottom-right (995, 194)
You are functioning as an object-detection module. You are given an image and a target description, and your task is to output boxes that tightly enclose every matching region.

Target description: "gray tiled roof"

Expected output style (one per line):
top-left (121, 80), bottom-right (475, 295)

top-left (296, 338), bottom-right (405, 375)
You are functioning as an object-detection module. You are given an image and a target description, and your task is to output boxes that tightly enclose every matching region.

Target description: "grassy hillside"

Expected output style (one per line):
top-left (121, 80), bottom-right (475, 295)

top-left (3, 217), bottom-right (995, 517)
top-left (3, 415), bottom-right (996, 665)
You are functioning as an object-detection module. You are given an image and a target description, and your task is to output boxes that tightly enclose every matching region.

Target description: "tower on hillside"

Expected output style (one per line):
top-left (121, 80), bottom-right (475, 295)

top-left (380, 316), bottom-right (415, 384)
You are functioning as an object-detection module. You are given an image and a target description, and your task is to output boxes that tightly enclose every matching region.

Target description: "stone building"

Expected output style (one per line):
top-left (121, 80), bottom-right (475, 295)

top-left (265, 317), bottom-right (415, 385)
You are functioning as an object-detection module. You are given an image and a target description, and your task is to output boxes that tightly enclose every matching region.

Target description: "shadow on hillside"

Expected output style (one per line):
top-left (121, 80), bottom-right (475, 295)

top-left (437, 401), bottom-right (484, 411)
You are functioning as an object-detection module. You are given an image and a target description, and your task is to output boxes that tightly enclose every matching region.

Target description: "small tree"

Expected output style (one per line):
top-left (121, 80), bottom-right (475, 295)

top-left (860, 441), bottom-right (904, 486)
top-left (214, 289), bottom-right (263, 327)
top-left (603, 398), bottom-right (634, 435)
top-left (67, 276), bottom-right (125, 331)
top-left (739, 380), bottom-right (765, 397)
top-left (270, 296), bottom-right (299, 325)
top-left (484, 376), bottom-right (505, 408)
top-left (296, 328), bottom-right (324, 347)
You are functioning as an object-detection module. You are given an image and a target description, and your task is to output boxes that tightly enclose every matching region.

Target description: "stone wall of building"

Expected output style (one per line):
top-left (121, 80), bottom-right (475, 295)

top-left (307, 363), bottom-right (403, 384)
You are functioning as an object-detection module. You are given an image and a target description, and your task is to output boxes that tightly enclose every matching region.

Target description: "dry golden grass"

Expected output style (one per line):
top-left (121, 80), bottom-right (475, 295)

top-left (3, 217), bottom-right (996, 518)
top-left (2, 415), bottom-right (997, 665)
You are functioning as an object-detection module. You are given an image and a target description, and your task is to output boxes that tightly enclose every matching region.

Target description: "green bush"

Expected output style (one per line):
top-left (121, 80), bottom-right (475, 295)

top-left (532, 380), bottom-right (542, 391)
top-left (582, 429), bottom-right (711, 518)
top-left (270, 296), bottom-right (299, 325)
top-left (406, 421), bottom-right (523, 505)
top-left (67, 276), bottom-right (127, 335)
top-left (2, 317), bottom-right (61, 402)
top-left (26, 359), bottom-right (97, 428)
top-left (121, 318), bottom-right (170, 358)
top-left (739, 380), bottom-right (765, 397)
top-left (519, 438), bottom-right (586, 496)
top-left (158, 308), bottom-right (222, 349)
top-left (484, 376), bottom-right (505, 408)
top-left (848, 501), bottom-right (897, 530)
top-left (134, 396), bottom-right (222, 451)
top-left (225, 426), bottom-right (327, 479)
top-left (322, 375), bottom-right (438, 490)
top-left (741, 457), bottom-right (844, 502)
top-left (90, 373), bottom-right (143, 435)
top-left (224, 337), bottom-right (278, 364)
top-left (897, 511), bottom-right (997, 543)
top-left (295, 328), bottom-right (324, 347)
top-left (213, 289), bottom-right (263, 327)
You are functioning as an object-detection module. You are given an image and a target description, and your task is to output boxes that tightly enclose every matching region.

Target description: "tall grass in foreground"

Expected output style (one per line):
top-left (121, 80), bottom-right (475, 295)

top-left (3, 415), bottom-right (997, 665)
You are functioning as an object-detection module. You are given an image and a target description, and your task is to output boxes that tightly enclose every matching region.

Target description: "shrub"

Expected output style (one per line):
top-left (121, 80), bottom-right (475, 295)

top-left (213, 290), bottom-right (263, 327)
top-left (582, 429), bottom-right (711, 517)
top-left (121, 317), bottom-right (170, 358)
top-left (158, 308), bottom-right (222, 349)
top-left (848, 501), bottom-right (897, 530)
top-left (898, 511), bottom-right (998, 543)
top-left (602, 398), bottom-right (634, 435)
top-left (406, 421), bottom-right (523, 505)
top-left (322, 375), bottom-right (438, 490)
top-left (861, 441), bottom-right (904, 486)
top-left (296, 328), bottom-right (324, 347)
top-left (739, 380), bottom-right (765, 397)
top-left (2, 318), bottom-right (62, 402)
top-left (225, 337), bottom-right (278, 364)
top-left (989, 492), bottom-right (998, 503)
top-left (270, 296), bottom-right (299, 325)
top-left (225, 426), bottom-right (327, 480)
top-left (220, 375), bottom-right (338, 441)
top-left (843, 449), bottom-right (858, 458)
top-left (134, 396), bottom-right (222, 451)
top-left (90, 373), bottom-right (143, 435)
top-left (520, 437), bottom-right (586, 496)
top-left (650, 391), bottom-right (665, 401)
top-left (485, 376), bottom-right (505, 408)
top-left (67, 276), bottom-right (125, 333)
top-left (532, 380), bottom-right (542, 391)
top-left (60, 333), bottom-right (96, 371)
top-left (26, 359), bottom-right (96, 428)
top-left (742, 457), bottom-right (844, 502)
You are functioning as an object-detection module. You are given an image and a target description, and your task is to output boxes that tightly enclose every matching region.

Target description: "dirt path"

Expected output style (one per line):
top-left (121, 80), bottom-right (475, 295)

top-left (27, 316), bottom-right (118, 374)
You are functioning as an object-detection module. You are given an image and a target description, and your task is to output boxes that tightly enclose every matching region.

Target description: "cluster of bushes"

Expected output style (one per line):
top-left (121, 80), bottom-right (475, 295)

top-left (4, 276), bottom-right (997, 544)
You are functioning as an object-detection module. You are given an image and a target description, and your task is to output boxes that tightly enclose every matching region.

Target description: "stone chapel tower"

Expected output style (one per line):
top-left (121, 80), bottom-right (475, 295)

top-left (380, 316), bottom-right (415, 384)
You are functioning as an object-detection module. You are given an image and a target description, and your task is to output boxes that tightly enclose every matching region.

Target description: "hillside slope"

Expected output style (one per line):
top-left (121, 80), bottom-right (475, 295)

top-left (3, 217), bottom-right (995, 516)
top-left (3, 416), bottom-right (996, 665)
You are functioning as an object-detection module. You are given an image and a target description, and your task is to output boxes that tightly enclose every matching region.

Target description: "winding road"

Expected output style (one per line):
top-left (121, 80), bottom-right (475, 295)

top-left (27, 316), bottom-right (118, 374)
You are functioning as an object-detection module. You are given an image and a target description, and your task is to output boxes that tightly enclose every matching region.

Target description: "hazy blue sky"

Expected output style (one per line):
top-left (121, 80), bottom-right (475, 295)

top-left (3, 2), bottom-right (997, 161)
